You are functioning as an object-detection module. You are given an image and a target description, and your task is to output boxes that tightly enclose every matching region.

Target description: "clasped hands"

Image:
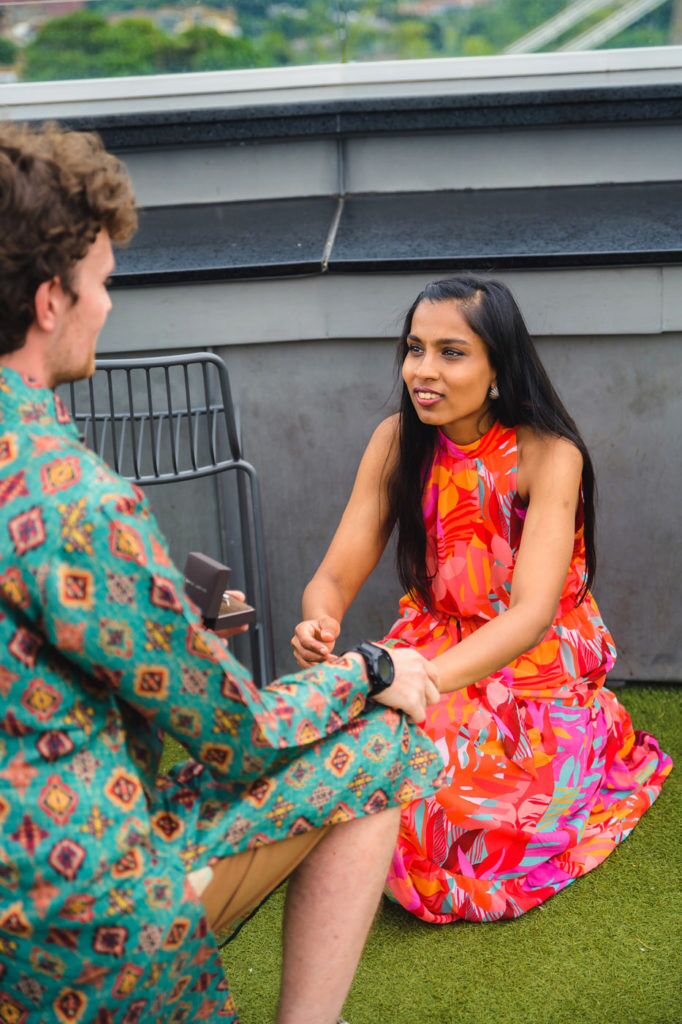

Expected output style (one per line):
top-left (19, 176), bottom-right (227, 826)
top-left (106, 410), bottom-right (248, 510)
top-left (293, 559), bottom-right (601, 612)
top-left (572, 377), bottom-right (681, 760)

top-left (291, 616), bottom-right (440, 725)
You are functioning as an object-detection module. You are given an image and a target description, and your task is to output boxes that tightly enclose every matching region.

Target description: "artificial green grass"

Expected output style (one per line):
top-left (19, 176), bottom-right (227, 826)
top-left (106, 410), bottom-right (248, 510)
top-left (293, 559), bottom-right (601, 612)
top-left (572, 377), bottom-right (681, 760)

top-left (218, 686), bottom-right (681, 1024)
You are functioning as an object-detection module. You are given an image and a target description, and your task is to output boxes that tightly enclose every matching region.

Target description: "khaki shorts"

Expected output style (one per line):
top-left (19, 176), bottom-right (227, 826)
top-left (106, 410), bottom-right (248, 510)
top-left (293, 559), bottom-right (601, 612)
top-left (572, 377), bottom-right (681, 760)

top-left (195, 827), bottom-right (329, 934)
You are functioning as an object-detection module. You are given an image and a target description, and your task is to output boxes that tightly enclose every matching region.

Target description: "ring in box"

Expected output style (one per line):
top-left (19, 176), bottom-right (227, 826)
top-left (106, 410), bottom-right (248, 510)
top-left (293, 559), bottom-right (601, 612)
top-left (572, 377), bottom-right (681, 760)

top-left (184, 552), bottom-right (257, 630)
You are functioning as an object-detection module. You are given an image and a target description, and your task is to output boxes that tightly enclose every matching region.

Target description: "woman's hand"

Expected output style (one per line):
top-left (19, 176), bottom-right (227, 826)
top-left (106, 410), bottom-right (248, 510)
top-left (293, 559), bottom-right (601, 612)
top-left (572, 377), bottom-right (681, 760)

top-left (213, 590), bottom-right (251, 641)
top-left (291, 616), bottom-right (341, 667)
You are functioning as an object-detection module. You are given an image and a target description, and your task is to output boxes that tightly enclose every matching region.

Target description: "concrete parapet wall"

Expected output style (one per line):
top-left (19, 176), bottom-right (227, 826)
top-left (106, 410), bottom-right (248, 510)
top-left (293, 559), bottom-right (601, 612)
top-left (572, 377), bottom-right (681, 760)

top-left (24, 51), bottom-right (679, 682)
top-left (124, 124), bottom-right (682, 208)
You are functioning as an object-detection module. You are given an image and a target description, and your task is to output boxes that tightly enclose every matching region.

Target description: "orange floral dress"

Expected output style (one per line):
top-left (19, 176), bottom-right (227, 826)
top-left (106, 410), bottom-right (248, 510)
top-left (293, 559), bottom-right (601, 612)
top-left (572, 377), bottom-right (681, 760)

top-left (383, 422), bottom-right (672, 922)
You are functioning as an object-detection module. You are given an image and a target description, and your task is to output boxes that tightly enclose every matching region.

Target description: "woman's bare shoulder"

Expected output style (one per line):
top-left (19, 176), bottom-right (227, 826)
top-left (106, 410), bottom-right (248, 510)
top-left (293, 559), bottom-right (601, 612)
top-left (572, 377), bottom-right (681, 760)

top-left (359, 414), bottom-right (400, 483)
top-left (517, 426), bottom-right (583, 499)
top-left (367, 414), bottom-right (400, 454)
top-left (517, 425), bottom-right (583, 465)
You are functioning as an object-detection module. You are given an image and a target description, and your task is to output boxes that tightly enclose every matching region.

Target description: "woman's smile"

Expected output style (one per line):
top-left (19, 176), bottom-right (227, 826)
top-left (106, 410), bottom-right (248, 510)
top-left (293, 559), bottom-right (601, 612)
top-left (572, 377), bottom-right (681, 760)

top-left (413, 387), bottom-right (445, 406)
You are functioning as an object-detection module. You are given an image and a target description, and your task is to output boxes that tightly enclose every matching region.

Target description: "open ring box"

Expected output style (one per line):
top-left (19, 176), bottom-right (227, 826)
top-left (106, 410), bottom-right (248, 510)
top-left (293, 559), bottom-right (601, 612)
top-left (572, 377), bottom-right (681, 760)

top-left (183, 551), bottom-right (257, 630)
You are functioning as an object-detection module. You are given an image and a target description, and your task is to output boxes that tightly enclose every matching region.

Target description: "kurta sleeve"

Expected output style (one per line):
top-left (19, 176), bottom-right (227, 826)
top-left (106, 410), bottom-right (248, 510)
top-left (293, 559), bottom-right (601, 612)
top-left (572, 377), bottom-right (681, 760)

top-left (39, 468), bottom-right (371, 784)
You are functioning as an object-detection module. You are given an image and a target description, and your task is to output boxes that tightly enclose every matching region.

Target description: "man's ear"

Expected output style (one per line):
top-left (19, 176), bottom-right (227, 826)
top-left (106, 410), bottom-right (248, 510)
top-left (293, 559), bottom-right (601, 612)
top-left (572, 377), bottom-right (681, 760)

top-left (33, 277), bottom-right (66, 333)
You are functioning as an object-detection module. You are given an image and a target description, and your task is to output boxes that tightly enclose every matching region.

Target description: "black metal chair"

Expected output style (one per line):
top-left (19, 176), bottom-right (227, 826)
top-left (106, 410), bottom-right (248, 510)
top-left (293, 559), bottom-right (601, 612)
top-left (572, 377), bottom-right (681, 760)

top-left (59, 351), bottom-right (275, 687)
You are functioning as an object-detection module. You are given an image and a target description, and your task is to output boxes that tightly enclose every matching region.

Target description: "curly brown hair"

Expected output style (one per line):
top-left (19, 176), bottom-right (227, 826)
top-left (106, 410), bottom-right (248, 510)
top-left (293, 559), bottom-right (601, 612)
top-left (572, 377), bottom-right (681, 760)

top-left (0, 121), bottom-right (137, 356)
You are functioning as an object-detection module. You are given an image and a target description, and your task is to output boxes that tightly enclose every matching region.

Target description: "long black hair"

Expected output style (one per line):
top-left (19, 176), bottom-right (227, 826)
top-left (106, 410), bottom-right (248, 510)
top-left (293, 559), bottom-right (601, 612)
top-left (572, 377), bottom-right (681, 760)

top-left (386, 274), bottom-right (596, 608)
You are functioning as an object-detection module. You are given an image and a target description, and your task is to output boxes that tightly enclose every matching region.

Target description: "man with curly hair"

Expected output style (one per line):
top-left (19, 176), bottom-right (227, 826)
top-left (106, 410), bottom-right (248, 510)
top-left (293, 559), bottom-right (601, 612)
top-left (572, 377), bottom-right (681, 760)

top-left (0, 121), bottom-right (444, 1024)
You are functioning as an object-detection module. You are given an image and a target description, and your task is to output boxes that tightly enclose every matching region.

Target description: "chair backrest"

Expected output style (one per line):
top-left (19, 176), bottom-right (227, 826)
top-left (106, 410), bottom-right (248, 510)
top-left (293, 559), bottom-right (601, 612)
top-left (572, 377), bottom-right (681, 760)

top-left (64, 351), bottom-right (242, 484)
top-left (59, 352), bottom-right (275, 686)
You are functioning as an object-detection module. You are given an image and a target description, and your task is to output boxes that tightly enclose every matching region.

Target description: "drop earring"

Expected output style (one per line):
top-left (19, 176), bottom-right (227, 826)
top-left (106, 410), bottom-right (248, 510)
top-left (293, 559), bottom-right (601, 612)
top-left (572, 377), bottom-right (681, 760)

top-left (488, 382), bottom-right (499, 399)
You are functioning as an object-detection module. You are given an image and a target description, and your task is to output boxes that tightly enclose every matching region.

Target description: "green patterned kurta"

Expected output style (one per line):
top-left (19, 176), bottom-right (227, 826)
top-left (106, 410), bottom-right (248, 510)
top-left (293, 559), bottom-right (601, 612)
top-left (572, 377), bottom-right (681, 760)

top-left (0, 368), bottom-right (444, 1023)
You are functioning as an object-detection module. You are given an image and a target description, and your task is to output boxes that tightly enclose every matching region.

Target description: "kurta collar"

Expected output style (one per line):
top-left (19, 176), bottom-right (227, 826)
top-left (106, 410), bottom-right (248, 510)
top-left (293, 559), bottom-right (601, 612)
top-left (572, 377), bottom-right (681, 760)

top-left (0, 366), bottom-right (79, 441)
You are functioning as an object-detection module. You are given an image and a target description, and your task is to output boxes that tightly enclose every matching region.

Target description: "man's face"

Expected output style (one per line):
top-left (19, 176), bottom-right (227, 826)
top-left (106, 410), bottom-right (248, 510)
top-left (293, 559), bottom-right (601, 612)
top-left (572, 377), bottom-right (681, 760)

top-left (46, 230), bottom-right (114, 387)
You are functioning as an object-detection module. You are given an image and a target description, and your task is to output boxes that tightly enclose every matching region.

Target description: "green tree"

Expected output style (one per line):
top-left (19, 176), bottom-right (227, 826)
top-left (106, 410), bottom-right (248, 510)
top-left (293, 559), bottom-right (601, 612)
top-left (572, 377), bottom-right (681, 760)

top-left (462, 34), bottom-right (496, 57)
top-left (388, 18), bottom-right (434, 60)
top-left (257, 30), bottom-right (296, 67)
top-left (232, 0), bottom-right (272, 34)
top-left (345, 19), bottom-right (385, 62)
top-left (20, 9), bottom-right (265, 81)
top-left (22, 12), bottom-right (170, 80)
top-left (0, 36), bottom-right (17, 66)
top-left (169, 26), bottom-right (262, 72)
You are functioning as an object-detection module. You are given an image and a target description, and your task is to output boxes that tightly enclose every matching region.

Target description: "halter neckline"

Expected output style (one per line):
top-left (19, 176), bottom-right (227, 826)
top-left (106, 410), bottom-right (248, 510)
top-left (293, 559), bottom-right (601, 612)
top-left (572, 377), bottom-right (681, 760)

top-left (437, 420), bottom-right (507, 460)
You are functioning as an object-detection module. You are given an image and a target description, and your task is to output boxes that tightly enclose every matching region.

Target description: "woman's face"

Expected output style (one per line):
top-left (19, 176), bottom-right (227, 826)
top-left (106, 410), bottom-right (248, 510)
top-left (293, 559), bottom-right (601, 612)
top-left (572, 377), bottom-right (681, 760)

top-left (401, 299), bottom-right (497, 444)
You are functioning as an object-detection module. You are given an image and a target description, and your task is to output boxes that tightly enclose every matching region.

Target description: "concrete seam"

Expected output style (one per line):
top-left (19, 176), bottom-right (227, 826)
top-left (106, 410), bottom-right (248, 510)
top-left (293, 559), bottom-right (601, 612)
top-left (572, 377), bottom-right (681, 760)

top-left (321, 195), bottom-right (345, 273)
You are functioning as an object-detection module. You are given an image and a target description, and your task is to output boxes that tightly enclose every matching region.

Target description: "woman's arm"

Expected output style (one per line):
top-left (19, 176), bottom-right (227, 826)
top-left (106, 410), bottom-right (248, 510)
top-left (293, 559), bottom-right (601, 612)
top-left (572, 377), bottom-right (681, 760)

top-left (292, 415), bottom-right (399, 666)
top-left (432, 431), bottom-right (583, 693)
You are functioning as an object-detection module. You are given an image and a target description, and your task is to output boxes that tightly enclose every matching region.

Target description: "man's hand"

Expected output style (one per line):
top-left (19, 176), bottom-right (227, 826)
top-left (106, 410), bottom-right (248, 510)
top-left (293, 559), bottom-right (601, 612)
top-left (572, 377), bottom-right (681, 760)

top-left (291, 616), bottom-right (341, 667)
top-left (351, 646), bottom-right (441, 725)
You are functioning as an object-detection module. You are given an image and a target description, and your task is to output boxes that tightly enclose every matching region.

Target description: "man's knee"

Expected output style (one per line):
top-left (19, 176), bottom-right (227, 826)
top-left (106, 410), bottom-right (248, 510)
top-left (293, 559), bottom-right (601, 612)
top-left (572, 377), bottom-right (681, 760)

top-left (200, 826), bottom-right (330, 933)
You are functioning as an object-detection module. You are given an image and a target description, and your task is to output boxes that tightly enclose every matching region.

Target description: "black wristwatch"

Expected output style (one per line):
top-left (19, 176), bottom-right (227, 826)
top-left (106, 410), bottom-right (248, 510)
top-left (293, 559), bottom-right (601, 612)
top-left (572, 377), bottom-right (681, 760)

top-left (347, 641), bottom-right (395, 699)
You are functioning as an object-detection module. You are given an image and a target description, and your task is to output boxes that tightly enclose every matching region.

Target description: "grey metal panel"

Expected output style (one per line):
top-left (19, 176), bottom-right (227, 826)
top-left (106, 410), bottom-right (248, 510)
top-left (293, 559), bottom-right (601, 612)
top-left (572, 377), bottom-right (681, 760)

top-left (121, 124), bottom-right (682, 210)
top-left (661, 267), bottom-right (682, 331)
top-left (329, 185), bottom-right (682, 272)
top-left (115, 197), bottom-right (336, 282)
top-left (98, 267), bottom-right (672, 353)
top-left (346, 126), bottom-right (682, 194)
top-left (125, 140), bottom-right (338, 207)
top-left (507, 268), bottom-right (664, 336)
top-left (535, 333), bottom-right (682, 682)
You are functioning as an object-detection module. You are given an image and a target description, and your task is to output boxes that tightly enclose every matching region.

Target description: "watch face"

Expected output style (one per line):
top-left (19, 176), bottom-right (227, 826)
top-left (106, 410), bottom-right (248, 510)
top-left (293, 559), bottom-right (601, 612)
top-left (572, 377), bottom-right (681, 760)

top-left (376, 650), bottom-right (393, 685)
top-left (353, 642), bottom-right (394, 695)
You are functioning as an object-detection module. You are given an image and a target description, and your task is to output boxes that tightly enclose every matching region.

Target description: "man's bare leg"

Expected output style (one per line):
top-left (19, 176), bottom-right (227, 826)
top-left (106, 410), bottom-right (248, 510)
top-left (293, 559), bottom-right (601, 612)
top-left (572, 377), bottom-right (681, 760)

top-left (277, 805), bottom-right (401, 1024)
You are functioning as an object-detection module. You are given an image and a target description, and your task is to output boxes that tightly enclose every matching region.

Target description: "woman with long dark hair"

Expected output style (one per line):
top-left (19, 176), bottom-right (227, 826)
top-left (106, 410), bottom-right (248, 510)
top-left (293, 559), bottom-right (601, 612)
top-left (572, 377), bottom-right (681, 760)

top-left (292, 275), bottom-right (671, 923)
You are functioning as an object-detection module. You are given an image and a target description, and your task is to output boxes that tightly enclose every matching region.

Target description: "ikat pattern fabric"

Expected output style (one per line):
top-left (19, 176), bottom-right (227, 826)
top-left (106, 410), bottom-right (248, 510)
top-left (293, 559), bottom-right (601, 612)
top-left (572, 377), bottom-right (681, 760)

top-left (0, 368), bottom-right (445, 1023)
top-left (384, 421), bottom-right (672, 922)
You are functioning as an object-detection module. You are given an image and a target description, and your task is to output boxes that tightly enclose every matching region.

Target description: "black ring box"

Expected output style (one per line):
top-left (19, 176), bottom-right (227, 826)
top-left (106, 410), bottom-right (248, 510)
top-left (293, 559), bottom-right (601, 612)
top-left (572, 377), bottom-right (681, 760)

top-left (183, 551), bottom-right (256, 630)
